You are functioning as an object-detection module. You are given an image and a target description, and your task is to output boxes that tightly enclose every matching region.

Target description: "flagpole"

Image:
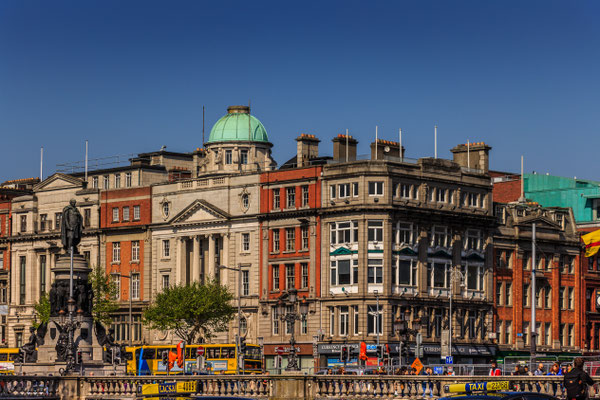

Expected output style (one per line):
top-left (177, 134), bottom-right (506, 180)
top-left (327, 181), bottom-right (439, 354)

top-left (375, 126), bottom-right (378, 160)
top-left (399, 128), bottom-right (402, 161)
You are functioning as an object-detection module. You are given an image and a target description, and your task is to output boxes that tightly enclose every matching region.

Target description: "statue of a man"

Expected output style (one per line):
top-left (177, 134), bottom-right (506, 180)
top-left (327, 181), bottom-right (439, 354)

top-left (61, 199), bottom-right (83, 253)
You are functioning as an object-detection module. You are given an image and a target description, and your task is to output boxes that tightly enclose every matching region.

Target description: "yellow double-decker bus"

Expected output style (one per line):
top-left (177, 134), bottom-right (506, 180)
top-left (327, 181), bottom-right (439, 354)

top-left (125, 343), bottom-right (263, 375)
top-left (0, 348), bottom-right (20, 374)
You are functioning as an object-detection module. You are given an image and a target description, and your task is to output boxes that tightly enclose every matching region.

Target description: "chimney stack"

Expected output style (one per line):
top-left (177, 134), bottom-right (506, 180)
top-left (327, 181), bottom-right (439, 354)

top-left (370, 139), bottom-right (405, 161)
top-left (332, 134), bottom-right (358, 162)
top-left (450, 142), bottom-right (492, 172)
top-left (296, 134), bottom-right (320, 167)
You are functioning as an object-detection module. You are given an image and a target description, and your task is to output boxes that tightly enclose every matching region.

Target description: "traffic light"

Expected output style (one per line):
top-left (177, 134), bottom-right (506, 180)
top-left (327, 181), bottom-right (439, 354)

top-left (340, 345), bottom-right (349, 362)
top-left (401, 342), bottom-right (410, 359)
top-left (161, 350), bottom-right (169, 366)
top-left (76, 351), bottom-right (82, 364)
top-left (377, 345), bottom-right (385, 359)
top-left (239, 336), bottom-right (247, 355)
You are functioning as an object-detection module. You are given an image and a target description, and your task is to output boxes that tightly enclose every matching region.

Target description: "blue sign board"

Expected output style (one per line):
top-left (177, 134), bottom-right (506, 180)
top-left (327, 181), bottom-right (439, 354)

top-left (445, 356), bottom-right (453, 364)
top-left (433, 366), bottom-right (444, 375)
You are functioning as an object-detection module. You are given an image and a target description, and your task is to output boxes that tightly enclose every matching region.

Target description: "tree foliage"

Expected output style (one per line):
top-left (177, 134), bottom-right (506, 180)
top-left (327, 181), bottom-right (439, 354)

top-left (143, 278), bottom-right (235, 343)
top-left (88, 264), bottom-right (119, 326)
top-left (32, 292), bottom-right (50, 328)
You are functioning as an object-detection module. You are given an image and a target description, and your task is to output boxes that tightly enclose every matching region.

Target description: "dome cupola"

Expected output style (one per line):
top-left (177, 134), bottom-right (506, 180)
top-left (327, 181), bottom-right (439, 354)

top-left (207, 106), bottom-right (269, 144)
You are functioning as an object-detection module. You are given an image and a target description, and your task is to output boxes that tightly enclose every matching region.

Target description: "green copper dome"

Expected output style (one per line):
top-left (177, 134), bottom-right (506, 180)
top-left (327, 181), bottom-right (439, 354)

top-left (207, 106), bottom-right (269, 143)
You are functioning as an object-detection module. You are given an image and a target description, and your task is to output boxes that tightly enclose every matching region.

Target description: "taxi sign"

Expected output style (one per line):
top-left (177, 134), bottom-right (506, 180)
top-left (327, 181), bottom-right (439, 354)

top-left (140, 381), bottom-right (198, 396)
top-left (444, 381), bottom-right (512, 394)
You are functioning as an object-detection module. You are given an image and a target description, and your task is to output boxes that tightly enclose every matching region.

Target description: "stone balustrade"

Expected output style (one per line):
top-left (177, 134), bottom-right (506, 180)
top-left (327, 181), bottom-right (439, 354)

top-left (2, 374), bottom-right (596, 400)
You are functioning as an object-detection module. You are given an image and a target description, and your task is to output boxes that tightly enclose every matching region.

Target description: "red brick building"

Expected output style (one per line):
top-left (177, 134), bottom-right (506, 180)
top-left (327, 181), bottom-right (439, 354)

top-left (493, 202), bottom-right (582, 358)
top-left (579, 229), bottom-right (600, 354)
top-left (259, 134), bottom-right (324, 370)
top-left (100, 186), bottom-right (152, 344)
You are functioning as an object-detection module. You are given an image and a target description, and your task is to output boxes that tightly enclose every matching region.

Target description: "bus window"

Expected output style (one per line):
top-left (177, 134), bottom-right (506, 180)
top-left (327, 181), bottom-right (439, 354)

top-left (0, 354), bottom-right (7, 361)
top-left (246, 347), bottom-right (261, 360)
top-left (142, 349), bottom-right (156, 360)
top-left (123, 351), bottom-right (134, 360)
top-left (206, 347), bottom-right (219, 359)
top-left (222, 347), bottom-right (235, 359)
top-left (186, 347), bottom-right (197, 359)
top-left (8, 354), bottom-right (18, 362)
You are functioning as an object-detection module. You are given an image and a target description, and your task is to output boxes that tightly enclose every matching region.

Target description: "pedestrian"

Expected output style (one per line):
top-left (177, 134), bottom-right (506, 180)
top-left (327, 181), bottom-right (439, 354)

top-left (534, 363), bottom-right (545, 376)
top-left (564, 358), bottom-right (594, 400)
top-left (489, 360), bottom-right (502, 376)
top-left (548, 363), bottom-right (560, 396)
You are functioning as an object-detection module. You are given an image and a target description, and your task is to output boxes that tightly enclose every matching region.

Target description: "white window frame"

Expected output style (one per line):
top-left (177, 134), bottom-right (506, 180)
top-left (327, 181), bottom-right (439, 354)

top-left (367, 258), bottom-right (383, 284)
top-left (112, 242), bottom-right (121, 263)
top-left (272, 266), bottom-right (280, 291)
top-left (285, 228), bottom-right (295, 252)
top-left (242, 233), bottom-right (250, 252)
top-left (273, 189), bottom-right (280, 209)
top-left (103, 175), bottom-right (109, 189)
top-left (272, 229), bottom-right (280, 252)
top-left (131, 240), bottom-right (140, 262)
top-left (286, 264), bottom-right (295, 290)
top-left (302, 185), bottom-right (309, 207)
top-left (242, 270), bottom-right (249, 296)
top-left (301, 226), bottom-right (309, 250)
top-left (428, 259), bottom-right (451, 289)
top-left (286, 187), bottom-right (296, 208)
top-left (464, 261), bottom-right (485, 292)
top-left (368, 181), bottom-right (384, 196)
top-left (392, 256), bottom-right (418, 287)
top-left (338, 183), bottom-right (350, 198)
top-left (367, 220), bottom-right (383, 242)
top-left (133, 205), bottom-right (140, 220)
top-left (112, 275), bottom-right (120, 300)
top-left (115, 174), bottom-right (121, 189)
top-left (301, 263), bottom-right (308, 289)
top-left (162, 274), bottom-right (170, 290)
top-left (330, 221), bottom-right (358, 245)
top-left (125, 172), bottom-right (132, 187)
top-left (330, 256), bottom-right (359, 286)
top-left (431, 225), bottom-right (449, 247)
top-left (352, 182), bottom-right (359, 197)
top-left (272, 307), bottom-right (280, 335)
top-left (162, 239), bottom-right (170, 258)
top-left (131, 273), bottom-right (140, 300)
top-left (367, 305), bottom-right (383, 335)
top-left (395, 221), bottom-right (417, 245)
top-left (465, 229), bottom-right (482, 250)
top-left (225, 149), bottom-right (233, 165)
top-left (92, 176), bottom-right (98, 188)
top-left (240, 149), bottom-right (248, 165)
top-left (123, 206), bottom-right (130, 221)
top-left (339, 306), bottom-right (349, 336)
top-left (112, 207), bottom-right (119, 222)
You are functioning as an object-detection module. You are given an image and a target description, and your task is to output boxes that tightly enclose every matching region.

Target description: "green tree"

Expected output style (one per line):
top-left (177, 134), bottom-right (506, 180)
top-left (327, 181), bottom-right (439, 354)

top-left (143, 278), bottom-right (235, 343)
top-left (88, 265), bottom-right (119, 326)
top-left (32, 292), bottom-right (50, 328)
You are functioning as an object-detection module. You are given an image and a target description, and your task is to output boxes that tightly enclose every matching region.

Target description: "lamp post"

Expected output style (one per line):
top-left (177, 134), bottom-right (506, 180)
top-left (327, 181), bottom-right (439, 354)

top-left (218, 265), bottom-right (243, 374)
top-left (393, 311), bottom-right (421, 369)
top-left (277, 288), bottom-right (308, 371)
top-left (117, 273), bottom-right (134, 347)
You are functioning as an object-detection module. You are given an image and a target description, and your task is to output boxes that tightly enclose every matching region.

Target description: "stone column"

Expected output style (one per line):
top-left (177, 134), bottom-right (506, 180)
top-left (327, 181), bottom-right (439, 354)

top-left (222, 233), bottom-right (229, 285)
top-left (176, 237), bottom-right (183, 285)
top-left (45, 250), bottom-right (51, 295)
top-left (26, 249), bottom-right (35, 304)
top-left (10, 251), bottom-right (17, 306)
top-left (208, 234), bottom-right (216, 278)
top-left (192, 236), bottom-right (200, 283)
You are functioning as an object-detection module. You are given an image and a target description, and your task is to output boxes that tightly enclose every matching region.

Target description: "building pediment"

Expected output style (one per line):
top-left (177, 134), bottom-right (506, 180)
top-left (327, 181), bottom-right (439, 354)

top-left (34, 173), bottom-right (84, 192)
top-left (170, 199), bottom-right (231, 225)
top-left (515, 215), bottom-right (561, 231)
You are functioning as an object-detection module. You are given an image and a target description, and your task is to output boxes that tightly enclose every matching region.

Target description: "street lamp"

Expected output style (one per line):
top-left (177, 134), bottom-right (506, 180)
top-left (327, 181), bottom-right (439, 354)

top-left (277, 288), bottom-right (308, 371)
top-left (218, 265), bottom-right (243, 374)
top-left (393, 311), bottom-right (422, 368)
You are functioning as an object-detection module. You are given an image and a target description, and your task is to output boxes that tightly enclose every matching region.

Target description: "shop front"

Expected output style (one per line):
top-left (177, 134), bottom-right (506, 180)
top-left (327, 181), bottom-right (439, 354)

top-left (263, 343), bottom-right (315, 373)
top-left (317, 343), bottom-right (382, 369)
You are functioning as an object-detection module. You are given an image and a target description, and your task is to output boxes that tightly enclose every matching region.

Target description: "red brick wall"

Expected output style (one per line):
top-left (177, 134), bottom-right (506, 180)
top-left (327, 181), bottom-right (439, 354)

top-left (493, 179), bottom-right (522, 203)
top-left (100, 187), bottom-right (151, 228)
top-left (105, 239), bottom-right (144, 301)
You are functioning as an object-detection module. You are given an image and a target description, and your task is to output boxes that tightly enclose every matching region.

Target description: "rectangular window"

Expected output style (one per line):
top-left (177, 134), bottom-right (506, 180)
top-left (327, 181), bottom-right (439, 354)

top-left (523, 322), bottom-right (529, 345)
top-left (240, 149), bottom-right (248, 164)
top-left (272, 307), bottom-right (280, 335)
top-left (242, 233), bottom-right (250, 252)
top-left (339, 306), bottom-right (349, 336)
top-left (568, 287), bottom-right (574, 309)
top-left (286, 187), bottom-right (296, 208)
top-left (0, 253), bottom-right (3, 269)
top-left (368, 181), bottom-right (384, 196)
top-left (524, 283), bottom-right (530, 307)
top-left (545, 322), bottom-right (551, 346)
top-left (92, 176), bottom-right (98, 188)
top-left (329, 307), bottom-right (335, 336)
top-left (273, 189), bottom-right (280, 209)
top-left (131, 241), bottom-right (140, 262)
top-left (496, 282), bottom-right (503, 305)
top-left (286, 264), bottom-right (295, 289)
top-left (162, 275), bottom-right (170, 290)
top-left (353, 306), bottom-right (359, 335)
top-left (272, 266), bottom-right (280, 291)
top-left (40, 255), bottom-right (46, 295)
top-left (397, 222), bottom-right (417, 245)
top-left (301, 317), bottom-right (307, 335)
top-left (112, 242), bottom-right (121, 263)
top-left (339, 183), bottom-right (350, 198)
top-left (55, 212), bottom-right (62, 230)
top-left (367, 220), bottom-right (383, 242)
top-left (429, 261), bottom-right (450, 289)
top-left (83, 208), bottom-right (91, 227)
top-left (272, 229), bottom-right (280, 252)
top-left (112, 275), bottom-right (120, 300)
top-left (505, 321), bottom-right (512, 345)
top-left (431, 225), bottom-right (449, 247)
top-left (559, 286), bottom-right (565, 309)
top-left (285, 228), bottom-right (295, 251)
top-left (302, 185), bottom-right (309, 206)
top-left (125, 172), bottom-right (132, 187)
top-left (39, 214), bottom-right (47, 231)
top-left (568, 324), bottom-right (574, 346)
top-left (330, 185), bottom-right (336, 200)
top-left (301, 226), bottom-right (309, 250)
top-left (400, 183), bottom-right (412, 199)
top-left (123, 207), bottom-right (130, 221)
top-left (506, 282), bottom-right (512, 305)
top-left (301, 263), bottom-right (308, 289)
top-left (103, 175), bottom-right (110, 189)
top-left (162, 240), bottom-right (170, 258)
top-left (367, 305), bottom-right (383, 335)
top-left (466, 262), bottom-right (484, 291)
top-left (352, 182), bottom-right (359, 197)
top-left (133, 205), bottom-right (140, 220)
top-left (225, 150), bottom-right (233, 164)
top-left (112, 207), bottom-right (119, 222)
top-left (545, 287), bottom-right (552, 308)
top-left (368, 258), bottom-right (383, 284)
top-left (330, 259), bottom-right (355, 286)
top-left (393, 257), bottom-right (417, 286)
top-left (20, 215), bottom-right (26, 233)
top-left (465, 229), bottom-right (482, 250)
top-left (131, 273), bottom-right (140, 300)
top-left (19, 256), bottom-right (26, 305)
top-left (115, 174), bottom-right (121, 188)
top-left (330, 221), bottom-right (358, 245)
top-left (242, 270), bottom-right (249, 296)
top-left (436, 188), bottom-right (446, 202)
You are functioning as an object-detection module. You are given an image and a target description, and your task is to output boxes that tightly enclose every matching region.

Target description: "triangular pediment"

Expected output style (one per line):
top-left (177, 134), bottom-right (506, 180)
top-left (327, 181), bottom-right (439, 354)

top-left (34, 173), bottom-right (84, 191)
top-left (170, 199), bottom-right (230, 224)
top-left (429, 247), bottom-right (452, 258)
top-left (331, 247), bottom-right (353, 256)
top-left (516, 215), bottom-right (561, 230)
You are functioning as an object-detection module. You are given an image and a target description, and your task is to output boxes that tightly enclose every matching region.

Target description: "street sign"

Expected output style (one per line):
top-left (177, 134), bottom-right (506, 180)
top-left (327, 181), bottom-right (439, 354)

top-left (445, 356), bottom-right (453, 364)
top-left (275, 346), bottom-right (285, 355)
top-left (411, 358), bottom-right (424, 374)
top-left (196, 347), bottom-right (204, 357)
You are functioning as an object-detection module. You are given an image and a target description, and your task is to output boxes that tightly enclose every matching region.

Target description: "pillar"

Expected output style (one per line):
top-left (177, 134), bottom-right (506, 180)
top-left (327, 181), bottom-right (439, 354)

top-left (45, 249), bottom-right (51, 295)
top-left (208, 234), bottom-right (216, 278)
top-left (192, 236), bottom-right (200, 283)
top-left (176, 237), bottom-right (183, 285)
top-left (222, 233), bottom-right (229, 285)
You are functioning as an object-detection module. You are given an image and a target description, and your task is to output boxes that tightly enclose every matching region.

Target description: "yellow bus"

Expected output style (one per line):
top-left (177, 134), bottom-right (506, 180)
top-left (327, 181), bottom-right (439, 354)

top-left (125, 344), bottom-right (263, 375)
top-left (0, 348), bottom-right (20, 374)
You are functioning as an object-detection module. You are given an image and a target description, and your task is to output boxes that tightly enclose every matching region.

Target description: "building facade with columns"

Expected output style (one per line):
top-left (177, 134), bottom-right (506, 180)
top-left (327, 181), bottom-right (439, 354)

top-left (148, 105), bottom-right (276, 345)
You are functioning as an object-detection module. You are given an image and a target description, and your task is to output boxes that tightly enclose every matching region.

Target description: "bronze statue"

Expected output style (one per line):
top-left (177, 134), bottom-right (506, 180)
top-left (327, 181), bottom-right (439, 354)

top-left (61, 199), bottom-right (83, 253)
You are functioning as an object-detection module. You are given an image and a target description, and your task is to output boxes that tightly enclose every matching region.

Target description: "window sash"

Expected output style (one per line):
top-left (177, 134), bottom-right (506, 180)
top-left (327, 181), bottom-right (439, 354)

top-left (131, 241), bottom-right (140, 262)
top-left (286, 187), bottom-right (296, 208)
top-left (133, 205), bottom-right (140, 220)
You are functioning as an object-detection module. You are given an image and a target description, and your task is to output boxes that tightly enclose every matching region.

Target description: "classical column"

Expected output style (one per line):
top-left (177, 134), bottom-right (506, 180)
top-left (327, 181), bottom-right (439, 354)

top-left (208, 234), bottom-right (216, 278)
top-left (192, 236), bottom-right (200, 283)
top-left (176, 237), bottom-right (183, 285)
top-left (26, 249), bottom-right (35, 304)
top-left (10, 251), bottom-right (17, 306)
top-left (221, 234), bottom-right (229, 285)
top-left (45, 250), bottom-right (51, 294)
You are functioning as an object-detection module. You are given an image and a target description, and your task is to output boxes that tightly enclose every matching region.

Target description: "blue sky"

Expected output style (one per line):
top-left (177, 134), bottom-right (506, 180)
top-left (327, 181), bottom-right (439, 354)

top-left (1, 1), bottom-right (599, 182)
